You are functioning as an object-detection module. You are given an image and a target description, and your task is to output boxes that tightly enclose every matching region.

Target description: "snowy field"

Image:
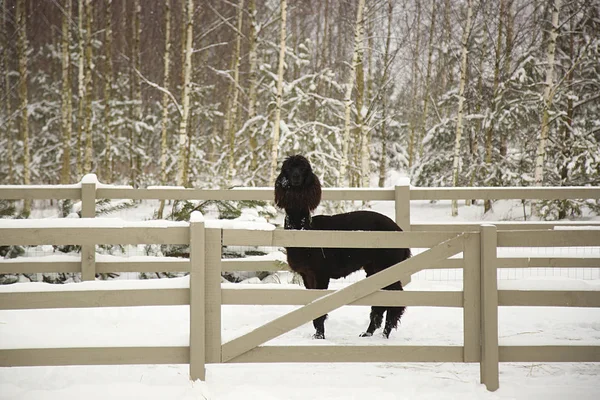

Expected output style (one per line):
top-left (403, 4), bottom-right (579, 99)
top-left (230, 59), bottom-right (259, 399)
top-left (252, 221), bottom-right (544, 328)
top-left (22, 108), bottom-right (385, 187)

top-left (1, 278), bottom-right (600, 399)
top-left (1, 192), bottom-right (600, 399)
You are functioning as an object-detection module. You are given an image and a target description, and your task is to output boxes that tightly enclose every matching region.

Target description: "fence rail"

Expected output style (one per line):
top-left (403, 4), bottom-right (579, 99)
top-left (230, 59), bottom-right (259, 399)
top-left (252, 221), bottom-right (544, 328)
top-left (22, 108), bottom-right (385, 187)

top-left (2, 174), bottom-right (600, 233)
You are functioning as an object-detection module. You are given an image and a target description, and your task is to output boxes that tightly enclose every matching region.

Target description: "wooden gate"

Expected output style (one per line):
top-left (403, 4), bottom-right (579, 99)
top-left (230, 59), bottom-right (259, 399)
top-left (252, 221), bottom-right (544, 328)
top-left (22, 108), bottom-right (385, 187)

top-left (198, 226), bottom-right (500, 389)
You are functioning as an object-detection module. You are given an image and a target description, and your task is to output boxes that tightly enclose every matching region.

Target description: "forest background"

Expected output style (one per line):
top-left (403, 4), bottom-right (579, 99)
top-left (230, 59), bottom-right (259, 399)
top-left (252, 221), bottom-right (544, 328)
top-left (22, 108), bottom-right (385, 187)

top-left (1, 0), bottom-right (599, 220)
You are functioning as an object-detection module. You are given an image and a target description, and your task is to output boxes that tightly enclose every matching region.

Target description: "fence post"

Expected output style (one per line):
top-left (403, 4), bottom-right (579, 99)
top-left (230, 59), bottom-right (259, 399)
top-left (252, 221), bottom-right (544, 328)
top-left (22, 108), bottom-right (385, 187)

top-left (394, 178), bottom-right (411, 231)
top-left (189, 211), bottom-right (206, 380)
top-left (80, 174), bottom-right (97, 281)
top-left (480, 224), bottom-right (499, 391)
top-left (463, 232), bottom-right (481, 362)
top-left (395, 178), bottom-right (411, 285)
top-left (205, 227), bottom-right (222, 365)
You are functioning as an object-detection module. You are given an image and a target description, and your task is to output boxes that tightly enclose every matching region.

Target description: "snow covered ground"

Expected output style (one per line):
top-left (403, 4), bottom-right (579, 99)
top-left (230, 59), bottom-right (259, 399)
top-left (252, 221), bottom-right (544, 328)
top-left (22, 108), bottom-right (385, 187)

top-left (1, 191), bottom-right (599, 399)
top-left (1, 277), bottom-right (599, 399)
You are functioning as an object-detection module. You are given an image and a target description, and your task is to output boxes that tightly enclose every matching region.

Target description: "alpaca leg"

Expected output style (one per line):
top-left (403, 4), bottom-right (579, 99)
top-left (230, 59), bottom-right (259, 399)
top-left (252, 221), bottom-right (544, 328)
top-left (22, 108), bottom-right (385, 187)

top-left (360, 306), bottom-right (385, 337)
top-left (382, 281), bottom-right (405, 338)
top-left (360, 266), bottom-right (385, 337)
top-left (312, 273), bottom-right (330, 339)
top-left (301, 271), bottom-right (329, 339)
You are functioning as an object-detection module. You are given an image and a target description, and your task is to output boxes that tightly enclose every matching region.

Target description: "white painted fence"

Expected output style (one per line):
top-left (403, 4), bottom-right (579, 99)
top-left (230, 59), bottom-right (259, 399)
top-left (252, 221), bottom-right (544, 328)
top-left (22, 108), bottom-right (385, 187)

top-left (1, 179), bottom-right (600, 391)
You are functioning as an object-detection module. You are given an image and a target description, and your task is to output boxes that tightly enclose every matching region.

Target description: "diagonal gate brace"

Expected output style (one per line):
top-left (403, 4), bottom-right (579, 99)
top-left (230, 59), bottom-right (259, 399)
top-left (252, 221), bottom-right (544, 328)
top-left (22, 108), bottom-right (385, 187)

top-left (222, 234), bottom-right (465, 362)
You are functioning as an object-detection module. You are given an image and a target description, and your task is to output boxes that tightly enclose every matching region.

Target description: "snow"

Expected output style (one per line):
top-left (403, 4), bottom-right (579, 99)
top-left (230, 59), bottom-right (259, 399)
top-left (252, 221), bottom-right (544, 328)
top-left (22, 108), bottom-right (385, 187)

top-left (205, 219), bottom-right (275, 231)
top-left (0, 218), bottom-right (189, 229)
top-left (146, 185), bottom-right (187, 190)
top-left (554, 226), bottom-right (600, 230)
top-left (0, 277), bottom-right (599, 399)
top-left (190, 211), bottom-right (204, 223)
top-left (80, 174), bottom-right (100, 185)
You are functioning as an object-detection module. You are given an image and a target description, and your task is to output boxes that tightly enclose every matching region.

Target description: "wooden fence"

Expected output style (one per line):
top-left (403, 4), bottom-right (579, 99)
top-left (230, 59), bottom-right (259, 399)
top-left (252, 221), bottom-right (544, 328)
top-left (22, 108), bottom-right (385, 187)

top-left (1, 177), bottom-right (600, 391)
top-left (1, 218), bottom-right (600, 391)
top-left (2, 175), bottom-right (599, 281)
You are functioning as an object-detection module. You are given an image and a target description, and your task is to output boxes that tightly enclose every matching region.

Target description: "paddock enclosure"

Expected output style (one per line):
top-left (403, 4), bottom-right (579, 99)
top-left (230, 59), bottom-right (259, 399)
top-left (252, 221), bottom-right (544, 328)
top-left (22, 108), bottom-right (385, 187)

top-left (1, 176), bottom-right (599, 391)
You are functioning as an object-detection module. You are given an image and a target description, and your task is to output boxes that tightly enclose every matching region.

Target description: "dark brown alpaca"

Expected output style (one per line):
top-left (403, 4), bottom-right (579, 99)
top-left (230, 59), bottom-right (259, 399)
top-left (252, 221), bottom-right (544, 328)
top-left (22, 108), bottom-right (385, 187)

top-left (275, 155), bottom-right (411, 339)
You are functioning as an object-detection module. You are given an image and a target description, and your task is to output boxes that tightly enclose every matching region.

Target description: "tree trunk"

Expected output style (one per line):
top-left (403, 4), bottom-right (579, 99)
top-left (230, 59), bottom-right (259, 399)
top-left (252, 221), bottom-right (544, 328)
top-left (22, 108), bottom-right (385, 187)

top-left (177, 0), bottom-right (193, 187)
top-left (3, 0), bottom-right (14, 184)
top-left (226, 0), bottom-right (245, 183)
top-left (354, 12), bottom-right (365, 188)
top-left (558, 3), bottom-right (574, 220)
top-left (247, 0), bottom-right (259, 171)
top-left (17, 0), bottom-right (30, 214)
top-left (500, 0), bottom-right (513, 157)
top-left (419, 0), bottom-right (436, 160)
top-left (339, 0), bottom-right (366, 186)
top-left (407, 0), bottom-right (421, 169)
top-left (534, 0), bottom-right (561, 187)
top-left (76, 0), bottom-right (85, 178)
top-left (103, 0), bottom-right (114, 183)
top-left (451, 0), bottom-right (473, 217)
top-left (360, 15), bottom-right (374, 188)
top-left (83, 0), bottom-right (93, 174)
top-left (129, 0), bottom-right (142, 186)
top-left (60, 0), bottom-right (73, 184)
top-left (157, 0), bottom-right (171, 219)
top-left (378, 0), bottom-right (393, 188)
top-left (323, 0), bottom-right (330, 70)
top-left (484, 0), bottom-right (505, 213)
top-left (268, 0), bottom-right (287, 187)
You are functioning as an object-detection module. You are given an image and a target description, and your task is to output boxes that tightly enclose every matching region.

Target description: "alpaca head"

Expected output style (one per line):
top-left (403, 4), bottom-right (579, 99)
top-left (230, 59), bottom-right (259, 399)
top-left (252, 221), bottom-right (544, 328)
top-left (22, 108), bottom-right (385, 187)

top-left (274, 155), bottom-right (322, 214)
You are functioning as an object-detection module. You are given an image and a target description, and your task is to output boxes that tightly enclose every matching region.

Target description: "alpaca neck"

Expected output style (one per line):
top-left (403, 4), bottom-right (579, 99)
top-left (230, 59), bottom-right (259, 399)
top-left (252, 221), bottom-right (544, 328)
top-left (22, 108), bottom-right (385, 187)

top-left (284, 208), bottom-right (312, 230)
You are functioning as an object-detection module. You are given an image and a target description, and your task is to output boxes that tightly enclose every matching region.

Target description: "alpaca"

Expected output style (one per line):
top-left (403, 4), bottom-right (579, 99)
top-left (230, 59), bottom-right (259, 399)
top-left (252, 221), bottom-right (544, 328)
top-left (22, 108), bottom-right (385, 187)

top-left (275, 155), bottom-right (411, 339)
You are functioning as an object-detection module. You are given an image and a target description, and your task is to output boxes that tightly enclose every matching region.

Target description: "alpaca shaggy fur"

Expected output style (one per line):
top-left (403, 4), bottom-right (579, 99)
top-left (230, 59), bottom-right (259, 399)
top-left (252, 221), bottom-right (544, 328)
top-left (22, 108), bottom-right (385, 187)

top-left (275, 155), bottom-right (411, 339)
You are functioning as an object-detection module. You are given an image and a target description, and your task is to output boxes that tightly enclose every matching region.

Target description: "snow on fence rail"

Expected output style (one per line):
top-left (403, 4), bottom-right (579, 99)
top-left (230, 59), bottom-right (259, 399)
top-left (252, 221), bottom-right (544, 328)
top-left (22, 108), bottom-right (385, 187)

top-left (0, 217), bottom-right (599, 391)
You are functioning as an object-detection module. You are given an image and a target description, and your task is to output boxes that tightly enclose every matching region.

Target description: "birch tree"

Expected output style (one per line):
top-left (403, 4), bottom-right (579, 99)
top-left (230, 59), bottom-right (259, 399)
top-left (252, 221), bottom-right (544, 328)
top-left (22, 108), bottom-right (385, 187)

top-left (354, 7), bottom-right (366, 187)
top-left (378, 0), bottom-right (393, 187)
top-left (177, 0), bottom-right (193, 187)
top-left (339, 0), bottom-right (366, 186)
top-left (360, 13), bottom-right (374, 188)
top-left (451, 0), bottom-right (472, 217)
top-left (407, 0), bottom-right (421, 168)
top-left (268, 0), bottom-right (287, 187)
top-left (419, 0), bottom-right (436, 160)
top-left (3, 0), bottom-right (14, 184)
top-left (483, 0), bottom-right (505, 213)
top-left (60, 0), bottom-right (73, 184)
top-left (247, 0), bottom-right (259, 170)
top-left (103, 0), bottom-right (114, 182)
top-left (76, 0), bottom-right (85, 177)
top-left (17, 0), bottom-right (30, 214)
top-left (129, 0), bottom-right (142, 185)
top-left (83, 0), bottom-right (93, 173)
top-left (226, 0), bottom-right (245, 183)
top-left (534, 0), bottom-right (561, 187)
top-left (157, 0), bottom-right (171, 218)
